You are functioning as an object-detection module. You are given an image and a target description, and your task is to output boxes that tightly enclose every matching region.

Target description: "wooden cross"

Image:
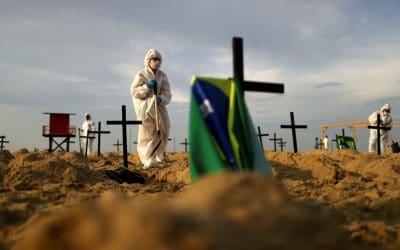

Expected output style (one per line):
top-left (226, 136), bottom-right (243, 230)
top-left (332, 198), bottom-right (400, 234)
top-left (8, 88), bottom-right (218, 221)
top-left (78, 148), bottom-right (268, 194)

top-left (0, 136), bottom-right (10, 150)
top-left (269, 132), bottom-right (281, 152)
top-left (88, 122), bottom-right (110, 156)
top-left (257, 126), bottom-right (269, 151)
top-left (280, 112), bottom-right (307, 153)
top-left (107, 105), bottom-right (142, 167)
top-left (368, 113), bottom-right (391, 155)
top-left (233, 37), bottom-right (284, 96)
top-left (277, 138), bottom-right (286, 151)
top-left (113, 139), bottom-right (123, 152)
top-left (181, 138), bottom-right (189, 152)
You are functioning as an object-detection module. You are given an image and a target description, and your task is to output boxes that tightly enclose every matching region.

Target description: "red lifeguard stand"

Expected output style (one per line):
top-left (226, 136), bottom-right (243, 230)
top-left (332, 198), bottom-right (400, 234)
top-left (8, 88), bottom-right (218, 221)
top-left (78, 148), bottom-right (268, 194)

top-left (42, 112), bottom-right (76, 152)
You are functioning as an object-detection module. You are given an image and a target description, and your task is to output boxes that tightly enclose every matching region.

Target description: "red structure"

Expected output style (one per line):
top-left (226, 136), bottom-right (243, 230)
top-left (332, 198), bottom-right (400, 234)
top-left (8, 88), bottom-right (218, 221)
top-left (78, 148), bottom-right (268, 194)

top-left (42, 112), bottom-right (76, 152)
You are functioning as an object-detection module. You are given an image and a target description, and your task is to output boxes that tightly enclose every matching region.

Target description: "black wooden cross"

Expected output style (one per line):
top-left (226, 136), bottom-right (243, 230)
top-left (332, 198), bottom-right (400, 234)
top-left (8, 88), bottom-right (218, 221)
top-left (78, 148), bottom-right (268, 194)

top-left (280, 112), bottom-right (307, 153)
top-left (277, 139), bottom-right (286, 152)
top-left (269, 132), bottom-right (281, 152)
top-left (233, 37), bottom-right (284, 96)
top-left (0, 136), bottom-right (10, 150)
top-left (257, 126), bottom-right (269, 151)
top-left (113, 139), bottom-right (123, 152)
top-left (368, 113), bottom-right (391, 155)
top-left (78, 129), bottom-right (96, 157)
top-left (88, 122), bottom-right (110, 156)
top-left (181, 138), bottom-right (189, 152)
top-left (107, 105), bottom-right (142, 168)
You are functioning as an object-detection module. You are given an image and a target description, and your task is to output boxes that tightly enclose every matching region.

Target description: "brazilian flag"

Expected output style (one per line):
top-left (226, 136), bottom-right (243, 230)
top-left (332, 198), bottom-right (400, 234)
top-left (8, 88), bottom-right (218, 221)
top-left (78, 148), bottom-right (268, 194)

top-left (189, 76), bottom-right (272, 181)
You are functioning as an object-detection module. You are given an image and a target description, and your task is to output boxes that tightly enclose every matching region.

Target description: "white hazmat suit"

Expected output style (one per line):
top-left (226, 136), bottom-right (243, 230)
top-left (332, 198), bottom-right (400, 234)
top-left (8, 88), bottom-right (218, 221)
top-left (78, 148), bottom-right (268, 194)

top-left (323, 136), bottom-right (329, 150)
top-left (81, 113), bottom-right (96, 155)
top-left (130, 49), bottom-right (171, 168)
top-left (368, 104), bottom-right (392, 153)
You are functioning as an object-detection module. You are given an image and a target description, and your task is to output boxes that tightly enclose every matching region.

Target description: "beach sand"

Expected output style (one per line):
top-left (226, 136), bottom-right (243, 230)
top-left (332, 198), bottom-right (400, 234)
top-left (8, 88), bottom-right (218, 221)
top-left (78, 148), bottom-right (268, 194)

top-left (1, 149), bottom-right (399, 249)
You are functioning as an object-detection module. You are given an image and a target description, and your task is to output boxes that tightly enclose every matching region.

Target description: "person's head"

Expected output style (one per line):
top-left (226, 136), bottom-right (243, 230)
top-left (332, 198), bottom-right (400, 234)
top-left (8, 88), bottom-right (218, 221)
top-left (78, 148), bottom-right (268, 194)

top-left (85, 113), bottom-right (91, 120)
top-left (380, 104), bottom-right (391, 116)
top-left (144, 49), bottom-right (162, 72)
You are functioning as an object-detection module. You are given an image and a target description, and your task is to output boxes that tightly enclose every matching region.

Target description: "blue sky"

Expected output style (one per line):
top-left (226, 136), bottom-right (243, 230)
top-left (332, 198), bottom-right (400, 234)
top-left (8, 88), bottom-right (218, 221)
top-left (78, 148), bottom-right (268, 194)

top-left (1, 0), bottom-right (400, 152)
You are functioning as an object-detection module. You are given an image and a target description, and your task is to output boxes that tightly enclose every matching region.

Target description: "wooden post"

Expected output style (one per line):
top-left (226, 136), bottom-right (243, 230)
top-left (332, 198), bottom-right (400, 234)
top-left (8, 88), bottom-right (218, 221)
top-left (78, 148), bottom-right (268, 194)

top-left (257, 126), bottom-right (269, 151)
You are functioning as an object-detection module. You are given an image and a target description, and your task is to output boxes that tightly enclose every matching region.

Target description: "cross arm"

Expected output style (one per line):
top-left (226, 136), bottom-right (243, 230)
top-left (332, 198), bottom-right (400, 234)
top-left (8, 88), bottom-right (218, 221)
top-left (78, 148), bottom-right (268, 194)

top-left (126, 121), bottom-right (142, 125)
top-left (367, 125), bottom-right (391, 130)
top-left (243, 80), bottom-right (284, 93)
top-left (280, 125), bottom-right (308, 129)
top-left (89, 131), bottom-right (111, 134)
top-left (106, 121), bottom-right (142, 125)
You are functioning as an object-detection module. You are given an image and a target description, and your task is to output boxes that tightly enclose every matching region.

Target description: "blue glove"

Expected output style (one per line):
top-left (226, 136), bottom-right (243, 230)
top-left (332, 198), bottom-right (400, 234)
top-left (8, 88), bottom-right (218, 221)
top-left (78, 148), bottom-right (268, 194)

top-left (157, 96), bottom-right (162, 105)
top-left (146, 80), bottom-right (157, 89)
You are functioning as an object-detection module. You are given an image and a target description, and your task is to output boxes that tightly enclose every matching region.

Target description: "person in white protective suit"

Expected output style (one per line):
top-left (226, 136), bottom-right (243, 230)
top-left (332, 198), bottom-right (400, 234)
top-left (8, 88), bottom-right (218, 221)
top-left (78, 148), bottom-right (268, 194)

top-left (130, 49), bottom-right (171, 169)
top-left (323, 135), bottom-right (329, 151)
top-left (81, 113), bottom-right (96, 155)
top-left (368, 104), bottom-right (392, 153)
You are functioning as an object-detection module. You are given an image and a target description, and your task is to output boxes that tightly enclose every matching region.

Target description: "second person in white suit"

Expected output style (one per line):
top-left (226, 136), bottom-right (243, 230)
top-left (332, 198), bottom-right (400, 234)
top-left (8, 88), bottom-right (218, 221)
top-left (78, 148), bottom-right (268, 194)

top-left (368, 104), bottom-right (392, 153)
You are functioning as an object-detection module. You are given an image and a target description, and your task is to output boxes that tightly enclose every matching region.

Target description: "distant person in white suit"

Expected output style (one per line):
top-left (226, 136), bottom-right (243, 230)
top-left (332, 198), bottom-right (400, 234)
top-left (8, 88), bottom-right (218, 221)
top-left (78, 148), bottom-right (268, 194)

top-left (81, 113), bottom-right (96, 155)
top-left (368, 104), bottom-right (392, 153)
top-left (323, 135), bottom-right (329, 150)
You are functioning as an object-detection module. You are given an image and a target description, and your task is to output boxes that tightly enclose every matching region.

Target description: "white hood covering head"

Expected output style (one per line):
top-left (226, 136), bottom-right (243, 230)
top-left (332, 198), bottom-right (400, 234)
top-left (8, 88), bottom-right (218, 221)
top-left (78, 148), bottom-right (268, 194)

top-left (144, 49), bottom-right (162, 68)
top-left (380, 104), bottom-right (391, 112)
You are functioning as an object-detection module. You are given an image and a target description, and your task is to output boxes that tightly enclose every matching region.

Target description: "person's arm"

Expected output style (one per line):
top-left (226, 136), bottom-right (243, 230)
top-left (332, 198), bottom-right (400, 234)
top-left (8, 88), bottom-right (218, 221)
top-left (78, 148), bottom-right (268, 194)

top-left (382, 115), bottom-right (393, 127)
top-left (130, 72), bottom-right (151, 99)
top-left (158, 74), bottom-right (172, 106)
top-left (81, 121), bottom-right (87, 131)
top-left (368, 111), bottom-right (378, 124)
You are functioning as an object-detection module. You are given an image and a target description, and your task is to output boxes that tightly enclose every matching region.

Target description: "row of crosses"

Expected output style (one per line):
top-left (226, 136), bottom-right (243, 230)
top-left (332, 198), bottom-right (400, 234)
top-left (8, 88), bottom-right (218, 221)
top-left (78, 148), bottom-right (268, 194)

top-left (256, 111), bottom-right (308, 153)
top-left (38, 37), bottom-right (390, 174)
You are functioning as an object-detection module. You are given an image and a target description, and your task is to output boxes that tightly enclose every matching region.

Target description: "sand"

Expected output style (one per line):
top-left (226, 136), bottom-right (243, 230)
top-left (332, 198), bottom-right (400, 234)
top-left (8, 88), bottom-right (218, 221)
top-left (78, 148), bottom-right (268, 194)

top-left (1, 149), bottom-right (400, 249)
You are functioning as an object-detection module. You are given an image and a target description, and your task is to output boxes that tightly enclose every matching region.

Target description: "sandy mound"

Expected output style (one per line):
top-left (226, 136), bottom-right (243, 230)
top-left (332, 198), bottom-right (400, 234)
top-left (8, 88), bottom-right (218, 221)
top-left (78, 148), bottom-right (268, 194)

top-left (14, 149), bottom-right (29, 155)
top-left (4, 152), bottom-right (106, 190)
top-left (0, 151), bottom-right (189, 250)
top-left (3, 149), bottom-right (400, 249)
top-left (0, 150), bottom-right (14, 164)
top-left (268, 150), bottom-right (400, 247)
top-left (13, 173), bottom-right (359, 250)
top-left (130, 152), bottom-right (191, 184)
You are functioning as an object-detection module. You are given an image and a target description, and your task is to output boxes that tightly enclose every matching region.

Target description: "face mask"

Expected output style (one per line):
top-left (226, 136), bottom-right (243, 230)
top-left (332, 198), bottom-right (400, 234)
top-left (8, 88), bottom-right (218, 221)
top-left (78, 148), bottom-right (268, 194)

top-left (153, 61), bottom-right (161, 69)
top-left (149, 58), bottom-right (161, 70)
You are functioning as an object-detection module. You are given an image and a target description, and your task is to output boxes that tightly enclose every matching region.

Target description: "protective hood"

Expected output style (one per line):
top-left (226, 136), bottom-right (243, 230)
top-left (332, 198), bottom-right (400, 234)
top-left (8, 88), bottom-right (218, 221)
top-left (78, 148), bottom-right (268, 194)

top-left (144, 49), bottom-right (162, 68)
top-left (380, 104), bottom-right (391, 112)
